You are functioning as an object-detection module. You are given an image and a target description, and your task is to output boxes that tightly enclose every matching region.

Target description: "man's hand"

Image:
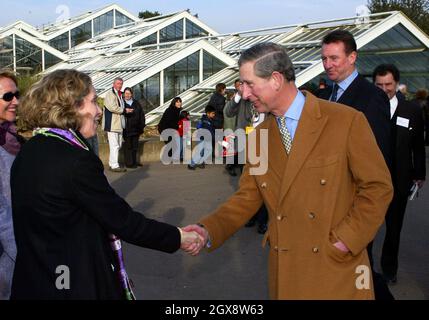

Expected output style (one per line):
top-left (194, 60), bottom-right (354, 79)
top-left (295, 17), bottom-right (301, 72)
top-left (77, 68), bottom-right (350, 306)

top-left (178, 228), bottom-right (204, 256)
top-left (333, 241), bottom-right (350, 253)
top-left (181, 224), bottom-right (209, 255)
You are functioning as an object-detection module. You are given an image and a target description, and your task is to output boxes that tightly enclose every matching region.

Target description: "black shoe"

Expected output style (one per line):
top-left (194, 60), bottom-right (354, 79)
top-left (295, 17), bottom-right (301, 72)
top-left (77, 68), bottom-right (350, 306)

top-left (136, 162), bottom-right (143, 167)
top-left (126, 165), bottom-right (138, 169)
top-left (226, 166), bottom-right (237, 176)
top-left (383, 274), bottom-right (397, 285)
top-left (257, 223), bottom-right (268, 234)
top-left (198, 162), bottom-right (205, 169)
top-left (188, 165), bottom-right (196, 170)
top-left (245, 219), bottom-right (256, 227)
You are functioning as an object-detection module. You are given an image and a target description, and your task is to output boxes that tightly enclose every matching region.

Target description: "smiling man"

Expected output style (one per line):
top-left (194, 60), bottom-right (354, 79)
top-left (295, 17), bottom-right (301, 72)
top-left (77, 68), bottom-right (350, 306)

top-left (184, 42), bottom-right (393, 299)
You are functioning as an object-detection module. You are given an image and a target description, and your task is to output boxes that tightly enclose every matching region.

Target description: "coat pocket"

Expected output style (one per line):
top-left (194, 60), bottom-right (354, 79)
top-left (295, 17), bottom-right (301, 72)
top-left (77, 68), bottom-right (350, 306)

top-left (305, 154), bottom-right (339, 168)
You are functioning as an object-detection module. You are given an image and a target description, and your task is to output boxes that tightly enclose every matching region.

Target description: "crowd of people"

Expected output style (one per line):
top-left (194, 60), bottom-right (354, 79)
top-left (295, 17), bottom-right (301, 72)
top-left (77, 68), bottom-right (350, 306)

top-left (0, 28), bottom-right (427, 300)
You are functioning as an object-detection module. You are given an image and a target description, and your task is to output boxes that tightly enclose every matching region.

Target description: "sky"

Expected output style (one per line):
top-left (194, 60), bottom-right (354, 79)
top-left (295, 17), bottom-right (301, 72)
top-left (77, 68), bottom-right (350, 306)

top-left (1, 0), bottom-right (369, 33)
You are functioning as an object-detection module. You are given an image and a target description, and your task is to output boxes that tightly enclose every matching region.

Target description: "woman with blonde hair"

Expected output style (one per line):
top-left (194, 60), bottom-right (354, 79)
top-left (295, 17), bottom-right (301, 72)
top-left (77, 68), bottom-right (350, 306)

top-left (10, 69), bottom-right (201, 299)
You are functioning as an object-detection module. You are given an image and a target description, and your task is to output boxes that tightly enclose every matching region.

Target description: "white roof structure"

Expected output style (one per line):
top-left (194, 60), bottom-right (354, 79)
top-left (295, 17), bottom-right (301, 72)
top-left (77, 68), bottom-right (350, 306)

top-left (2, 5), bottom-right (429, 126)
top-left (146, 10), bottom-right (429, 125)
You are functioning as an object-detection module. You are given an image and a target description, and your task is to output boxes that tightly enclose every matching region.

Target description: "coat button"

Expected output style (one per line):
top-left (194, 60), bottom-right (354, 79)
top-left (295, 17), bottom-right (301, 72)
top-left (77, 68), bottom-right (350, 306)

top-left (308, 212), bottom-right (316, 219)
top-left (261, 182), bottom-right (267, 188)
top-left (277, 215), bottom-right (282, 221)
top-left (312, 247), bottom-right (319, 253)
top-left (274, 246), bottom-right (278, 251)
top-left (320, 179), bottom-right (327, 185)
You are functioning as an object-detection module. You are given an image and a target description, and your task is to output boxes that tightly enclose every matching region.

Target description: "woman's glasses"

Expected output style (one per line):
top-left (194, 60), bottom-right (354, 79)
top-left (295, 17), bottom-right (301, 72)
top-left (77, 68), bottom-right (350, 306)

top-left (0, 91), bottom-right (20, 102)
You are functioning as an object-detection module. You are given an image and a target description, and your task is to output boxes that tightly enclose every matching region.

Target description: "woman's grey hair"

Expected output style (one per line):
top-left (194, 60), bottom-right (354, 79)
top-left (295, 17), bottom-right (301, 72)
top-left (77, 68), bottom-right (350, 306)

top-left (238, 42), bottom-right (295, 81)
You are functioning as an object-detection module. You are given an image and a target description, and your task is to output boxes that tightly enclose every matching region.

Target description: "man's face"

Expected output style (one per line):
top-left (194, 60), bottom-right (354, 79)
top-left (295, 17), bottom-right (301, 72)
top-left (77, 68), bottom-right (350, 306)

top-left (375, 72), bottom-right (397, 100)
top-left (321, 42), bottom-right (357, 83)
top-left (240, 61), bottom-right (276, 113)
top-left (113, 80), bottom-right (123, 92)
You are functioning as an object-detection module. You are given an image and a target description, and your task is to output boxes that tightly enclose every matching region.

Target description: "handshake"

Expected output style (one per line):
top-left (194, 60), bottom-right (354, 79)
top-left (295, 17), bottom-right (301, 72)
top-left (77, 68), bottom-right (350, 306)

top-left (178, 224), bottom-right (209, 256)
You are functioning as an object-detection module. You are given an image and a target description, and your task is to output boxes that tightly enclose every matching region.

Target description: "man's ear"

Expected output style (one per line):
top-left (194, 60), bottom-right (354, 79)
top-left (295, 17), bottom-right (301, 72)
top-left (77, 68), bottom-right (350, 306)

top-left (348, 51), bottom-right (357, 65)
top-left (271, 71), bottom-right (285, 90)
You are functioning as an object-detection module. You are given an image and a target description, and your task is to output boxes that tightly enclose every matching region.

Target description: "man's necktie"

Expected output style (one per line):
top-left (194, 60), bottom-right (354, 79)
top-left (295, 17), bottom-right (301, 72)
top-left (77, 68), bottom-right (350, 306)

top-left (330, 83), bottom-right (339, 102)
top-left (277, 116), bottom-right (292, 154)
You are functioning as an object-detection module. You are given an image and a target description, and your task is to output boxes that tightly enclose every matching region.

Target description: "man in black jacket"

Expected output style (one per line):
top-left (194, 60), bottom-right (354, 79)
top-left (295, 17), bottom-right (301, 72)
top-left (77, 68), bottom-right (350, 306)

top-left (373, 64), bottom-right (426, 284)
top-left (318, 30), bottom-right (392, 168)
top-left (318, 29), bottom-right (393, 299)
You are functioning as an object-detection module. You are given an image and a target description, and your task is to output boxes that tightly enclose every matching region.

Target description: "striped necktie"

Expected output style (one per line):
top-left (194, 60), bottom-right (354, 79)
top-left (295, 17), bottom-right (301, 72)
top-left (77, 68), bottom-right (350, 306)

top-left (277, 116), bottom-right (292, 154)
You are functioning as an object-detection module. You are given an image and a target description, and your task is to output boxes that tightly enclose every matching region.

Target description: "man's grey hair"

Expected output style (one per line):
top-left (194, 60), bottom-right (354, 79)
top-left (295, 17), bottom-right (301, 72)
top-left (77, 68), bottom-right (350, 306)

top-left (113, 77), bottom-right (124, 83)
top-left (238, 42), bottom-right (295, 81)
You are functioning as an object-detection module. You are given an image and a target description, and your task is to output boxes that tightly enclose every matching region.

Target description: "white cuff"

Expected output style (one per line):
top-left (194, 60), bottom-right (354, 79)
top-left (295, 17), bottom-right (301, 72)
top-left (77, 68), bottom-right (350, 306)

top-left (234, 93), bottom-right (242, 104)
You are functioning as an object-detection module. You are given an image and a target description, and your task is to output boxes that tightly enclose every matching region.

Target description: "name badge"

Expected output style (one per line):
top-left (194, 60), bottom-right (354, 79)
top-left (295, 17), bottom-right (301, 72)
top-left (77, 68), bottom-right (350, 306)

top-left (396, 116), bottom-right (409, 128)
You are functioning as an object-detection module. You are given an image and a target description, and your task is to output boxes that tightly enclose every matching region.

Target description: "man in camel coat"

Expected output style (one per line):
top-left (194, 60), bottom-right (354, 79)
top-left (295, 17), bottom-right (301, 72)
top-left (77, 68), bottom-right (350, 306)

top-left (184, 42), bottom-right (393, 300)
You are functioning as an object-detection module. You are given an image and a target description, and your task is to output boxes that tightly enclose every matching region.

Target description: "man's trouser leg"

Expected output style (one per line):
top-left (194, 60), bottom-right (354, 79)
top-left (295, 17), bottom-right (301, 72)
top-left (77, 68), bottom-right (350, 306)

top-left (107, 131), bottom-right (122, 169)
top-left (381, 191), bottom-right (408, 279)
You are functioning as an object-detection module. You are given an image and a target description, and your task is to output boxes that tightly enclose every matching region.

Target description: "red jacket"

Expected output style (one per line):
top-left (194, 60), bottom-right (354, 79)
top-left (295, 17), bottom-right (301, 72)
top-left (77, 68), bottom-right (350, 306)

top-left (178, 119), bottom-right (191, 137)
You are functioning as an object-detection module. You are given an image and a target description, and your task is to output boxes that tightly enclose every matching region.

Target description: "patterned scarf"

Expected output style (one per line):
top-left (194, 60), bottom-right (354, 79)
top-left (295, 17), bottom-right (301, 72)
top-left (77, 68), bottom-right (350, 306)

top-left (34, 127), bottom-right (136, 300)
top-left (0, 122), bottom-right (21, 155)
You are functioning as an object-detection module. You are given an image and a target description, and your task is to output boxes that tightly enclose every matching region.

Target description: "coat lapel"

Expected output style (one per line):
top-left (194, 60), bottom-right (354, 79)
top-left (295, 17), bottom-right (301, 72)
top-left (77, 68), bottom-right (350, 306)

top-left (278, 92), bottom-right (328, 203)
top-left (266, 114), bottom-right (288, 177)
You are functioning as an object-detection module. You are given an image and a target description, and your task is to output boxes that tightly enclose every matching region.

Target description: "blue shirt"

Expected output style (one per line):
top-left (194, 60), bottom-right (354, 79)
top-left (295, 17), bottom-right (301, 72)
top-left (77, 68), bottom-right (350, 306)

top-left (330, 69), bottom-right (358, 102)
top-left (276, 90), bottom-right (305, 140)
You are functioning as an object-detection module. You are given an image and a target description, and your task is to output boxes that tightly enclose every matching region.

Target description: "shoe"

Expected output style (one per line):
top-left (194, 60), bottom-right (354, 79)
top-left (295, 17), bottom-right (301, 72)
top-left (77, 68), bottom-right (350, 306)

top-left (126, 165), bottom-right (138, 169)
top-left (383, 274), bottom-right (397, 285)
top-left (188, 165), bottom-right (196, 170)
top-left (226, 166), bottom-right (237, 176)
top-left (257, 223), bottom-right (268, 234)
top-left (245, 219), bottom-right (256, 228)
top-left (198, 162), bottom-right (205, 169)
top-left (109, 167), bottom-right (126, 172)
top-left (136, 162), bottom-right (143, 167)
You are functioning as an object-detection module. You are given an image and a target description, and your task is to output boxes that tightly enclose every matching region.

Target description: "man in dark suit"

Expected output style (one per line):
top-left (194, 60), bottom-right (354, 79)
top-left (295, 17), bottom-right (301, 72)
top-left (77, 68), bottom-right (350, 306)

top-left (373, 64), bottom-right (426, 284)
top-left (318, 30), bottom-right (392, 168)
top-left (318, 29), bottom-right (393, 299)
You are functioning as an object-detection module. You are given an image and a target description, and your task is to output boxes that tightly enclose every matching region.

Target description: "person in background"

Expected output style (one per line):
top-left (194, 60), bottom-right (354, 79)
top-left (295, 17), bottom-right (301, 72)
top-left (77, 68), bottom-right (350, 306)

top-left (208, 83), bottom-right (226, 129)
top-left (224, 79), bottom-right (253, 177)
top-left (0, 69), bottom-right (21, 300)
top-left (102, 77), bottom-right (126, 172)
top-left (188, 105), bottom-right (216, 170)
top-left (158, 97), bottom-right (182, 160)
top-left (411, 89), bottom-right (429, 146)
top-left (10, 69), bottom-right (201, 300)
top-left (178, 110), bottom-right (190, 162)
top-left (318, 30), bottom-right (394, 299)
top-left (123, 87), bottom-right (146, 169)
top-left (318, 30), bottom-right (392, 169)
top-left (373, 64), bottom-right (426, 285)
top-left (398, 84), bottom-right (411, 100)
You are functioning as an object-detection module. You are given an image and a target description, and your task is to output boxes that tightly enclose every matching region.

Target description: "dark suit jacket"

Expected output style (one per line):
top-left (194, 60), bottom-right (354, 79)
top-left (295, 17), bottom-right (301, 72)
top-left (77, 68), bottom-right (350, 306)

top-left (318, 74), bottom-right (392, 168)
top-left (391, 94), bottom-right (426, 196)
top-left (10, 133), bottom-right (180, 299)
